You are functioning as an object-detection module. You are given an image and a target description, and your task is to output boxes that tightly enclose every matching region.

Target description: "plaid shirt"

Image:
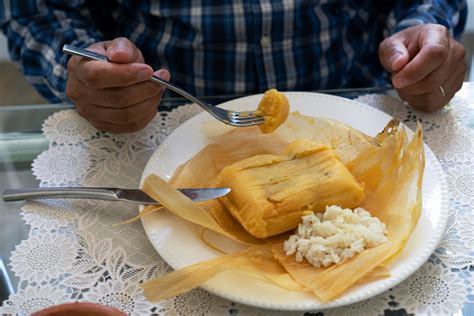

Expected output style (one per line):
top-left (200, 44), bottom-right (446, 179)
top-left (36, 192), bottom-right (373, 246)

top-left (0, 0), bottom-right (467, 103)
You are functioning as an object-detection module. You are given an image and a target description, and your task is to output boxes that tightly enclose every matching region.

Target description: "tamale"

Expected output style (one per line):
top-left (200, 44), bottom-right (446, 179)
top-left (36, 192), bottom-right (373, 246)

top-left (215, 139), bottom-right (365, 238)
top-left (271, 124), bottom-right (424, 301)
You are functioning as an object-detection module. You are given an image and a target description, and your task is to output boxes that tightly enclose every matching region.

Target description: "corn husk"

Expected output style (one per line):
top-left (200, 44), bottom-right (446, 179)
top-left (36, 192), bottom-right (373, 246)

top-left (358, 266), bottom-right (391, 284)
top-left (143, 174), bottom-right (261, 244)
top-left (167, 146), bottom-right (262, 245)
top-left (142, 242), bottom-right (391, 301)
top-left (142, 245), bottom-right (295, 302)
top-left (205, 112), bottom-right (380, 171)
top-left (114, 205), bottom-right (163, 225)
top-left (346, 121), bottom-right (404, 196)
top-left (169, 146), bottom-right (220, 188)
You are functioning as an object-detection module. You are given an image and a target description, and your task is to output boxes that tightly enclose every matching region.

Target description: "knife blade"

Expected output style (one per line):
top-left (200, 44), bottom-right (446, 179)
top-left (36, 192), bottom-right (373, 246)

top-left (2, 187), bottom-right (230, 205)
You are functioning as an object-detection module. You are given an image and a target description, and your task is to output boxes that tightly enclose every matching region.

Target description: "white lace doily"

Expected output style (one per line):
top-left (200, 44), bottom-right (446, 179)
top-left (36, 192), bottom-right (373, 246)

top-left (1, 96), bottom-right (473, 315)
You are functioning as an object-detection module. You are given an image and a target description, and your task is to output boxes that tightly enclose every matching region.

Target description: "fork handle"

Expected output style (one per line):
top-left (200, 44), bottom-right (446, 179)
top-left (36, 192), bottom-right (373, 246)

top-left (62, 45), bottom-right (210, 112)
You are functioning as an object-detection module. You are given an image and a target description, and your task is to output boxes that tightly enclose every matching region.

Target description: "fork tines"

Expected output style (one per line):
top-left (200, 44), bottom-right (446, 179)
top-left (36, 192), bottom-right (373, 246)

top-left (229, 111), bottom-right (265, 126)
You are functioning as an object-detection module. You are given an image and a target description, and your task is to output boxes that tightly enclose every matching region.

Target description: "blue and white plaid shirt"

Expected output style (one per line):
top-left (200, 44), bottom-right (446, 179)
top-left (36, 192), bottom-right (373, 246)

top-left (0, 1), bottom-right (467, 103)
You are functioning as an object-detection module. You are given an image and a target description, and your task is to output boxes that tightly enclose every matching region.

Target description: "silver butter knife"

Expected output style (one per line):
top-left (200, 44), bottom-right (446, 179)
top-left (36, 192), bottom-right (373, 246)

top-left (2, 187), bottom-right (230, 205)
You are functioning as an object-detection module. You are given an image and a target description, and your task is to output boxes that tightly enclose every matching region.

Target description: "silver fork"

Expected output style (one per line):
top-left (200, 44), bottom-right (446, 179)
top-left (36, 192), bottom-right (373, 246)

top-left (63, 45), bottom-right (264, 127)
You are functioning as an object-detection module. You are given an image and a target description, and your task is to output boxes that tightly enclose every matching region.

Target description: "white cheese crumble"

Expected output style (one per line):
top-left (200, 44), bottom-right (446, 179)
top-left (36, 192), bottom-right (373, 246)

top-left (283, 205), bottom-right (387, 268)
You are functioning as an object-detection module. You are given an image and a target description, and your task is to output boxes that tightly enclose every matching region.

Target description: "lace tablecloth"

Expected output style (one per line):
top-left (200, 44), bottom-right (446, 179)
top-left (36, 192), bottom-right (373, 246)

top-left (1, 94), bottom-right (473, 315)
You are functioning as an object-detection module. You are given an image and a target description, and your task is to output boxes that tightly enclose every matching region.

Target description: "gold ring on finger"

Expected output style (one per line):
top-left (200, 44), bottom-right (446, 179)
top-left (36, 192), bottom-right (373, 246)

top-left (439, 86), bottom-right (445, 97)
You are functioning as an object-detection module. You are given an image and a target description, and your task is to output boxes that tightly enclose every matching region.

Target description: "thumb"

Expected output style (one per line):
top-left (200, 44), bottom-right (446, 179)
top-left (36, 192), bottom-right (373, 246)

top-left (154, 69), bottom-right (171, 82)
top-left (106, 37), bottom-right (141, 64)
top-left (379, 36), bottom-right (409, 73)
top-left (153, 69), bottom-right (171, 94)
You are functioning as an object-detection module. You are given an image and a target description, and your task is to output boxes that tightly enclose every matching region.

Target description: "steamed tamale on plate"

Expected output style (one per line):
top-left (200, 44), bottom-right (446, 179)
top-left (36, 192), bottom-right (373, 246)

top-left (139, 92), bottom-right (449, 310)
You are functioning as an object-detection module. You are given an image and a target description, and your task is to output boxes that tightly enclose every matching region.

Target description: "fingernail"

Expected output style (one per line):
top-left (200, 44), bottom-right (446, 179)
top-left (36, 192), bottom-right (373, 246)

top-left (389, 50), bottom-right (404, 67)
top-left (394, 77), bottom-right (407, 88)
top-left (389, 51), bottom-right (401, 62)
top-left (108, 47), bottom-right (128, 60)
top-left (137, 66), bottom-right (152, 80)
top-left (155, 69), bottom-right (170, 81)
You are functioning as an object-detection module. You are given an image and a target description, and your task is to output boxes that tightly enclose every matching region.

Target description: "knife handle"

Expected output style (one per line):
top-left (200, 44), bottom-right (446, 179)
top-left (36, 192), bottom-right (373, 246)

top-left (2, 187), bottom-right (119, 202)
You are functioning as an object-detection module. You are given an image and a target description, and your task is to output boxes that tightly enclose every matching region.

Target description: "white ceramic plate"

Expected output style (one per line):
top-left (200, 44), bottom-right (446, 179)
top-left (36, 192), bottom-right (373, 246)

top-left (140, 92), bottom-right (448, 311)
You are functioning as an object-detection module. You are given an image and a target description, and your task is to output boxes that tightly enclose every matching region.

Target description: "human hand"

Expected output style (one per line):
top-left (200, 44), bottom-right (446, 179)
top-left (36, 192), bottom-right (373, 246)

top-left (66, 37), bottom-right (170, 133)
top-left (379, 24), bottom-right (466, 112)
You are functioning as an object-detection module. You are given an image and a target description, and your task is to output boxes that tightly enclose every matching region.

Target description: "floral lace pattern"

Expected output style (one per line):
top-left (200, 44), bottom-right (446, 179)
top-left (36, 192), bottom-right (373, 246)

top-left (389, 262), bottom-right (472, 315)
top-left (21, 200), bottom-right (78, 231)
top-left (0, 285), bottom-right (73, 315)
top-left (32, 145), bottom-right (91, 186)
top-left (82, 280), bottom-right (153, 315)
top-left (10, 233), bottom-right (77, 284)
top-left (1, 96), bottom-right (473, 315)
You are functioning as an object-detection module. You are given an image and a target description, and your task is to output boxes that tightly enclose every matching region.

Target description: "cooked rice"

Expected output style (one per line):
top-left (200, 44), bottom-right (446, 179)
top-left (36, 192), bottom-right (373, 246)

top-left (283, 205), bottom-right (387, 268)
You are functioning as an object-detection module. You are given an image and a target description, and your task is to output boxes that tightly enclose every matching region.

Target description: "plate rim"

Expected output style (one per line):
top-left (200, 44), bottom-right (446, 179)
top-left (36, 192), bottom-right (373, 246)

top-left (140, 92), bottom-right (449, 311)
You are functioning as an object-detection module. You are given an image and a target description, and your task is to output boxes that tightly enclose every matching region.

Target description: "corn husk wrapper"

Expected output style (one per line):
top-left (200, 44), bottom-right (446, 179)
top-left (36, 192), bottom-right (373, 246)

top-left (143, 174), bottom-right (262, 244)
top-left (204, 112), bottom-right (380, 170)
top-left (167, 146), bottom-right (263, 245)
top-left (142, 243), bottom-right (390, 302)
top-left (142, 245), bottom-right (302, 302)
top-left (141, 113), bottom-right (424, 302)
top-left (169, 145), bottom-right (220, 188)
top-left (346, 120), bottom-right (404, 196)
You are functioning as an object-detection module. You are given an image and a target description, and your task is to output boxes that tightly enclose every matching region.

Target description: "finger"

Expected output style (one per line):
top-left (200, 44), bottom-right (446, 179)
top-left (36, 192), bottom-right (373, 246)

top-left (84, 105), bottom-right (158, 133)
top-left (66, 41), bottom-right (108, 74)
top-left (84, 41), bottom-right (110, 54)
top-left (67, 67), bottom-right (169, 110)
top-left (397, 67), bottom-right (465, 112)
top-left (76, 91), bottom-right (163, 124)
top-left (392, 26), bottom-right (449, 88)
top-left (73, 60), bottom-right (153, 89)
top-left (105, 37), bottom-right (142, 64)
top-left (379, 35), bottom-right (410, 72)
top-left (154, 68), bottom-right (171, 82)
top-left (396, 51), bottom-right (466, 96)
top-left (79, 68), bottom-right (169, 107)
top-left (77, 80), bottom-right (164, 108)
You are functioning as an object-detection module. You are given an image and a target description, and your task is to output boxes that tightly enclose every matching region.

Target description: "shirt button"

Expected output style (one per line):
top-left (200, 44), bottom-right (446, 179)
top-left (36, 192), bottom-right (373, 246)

top-left (260, 36), bottom-right (271, 48)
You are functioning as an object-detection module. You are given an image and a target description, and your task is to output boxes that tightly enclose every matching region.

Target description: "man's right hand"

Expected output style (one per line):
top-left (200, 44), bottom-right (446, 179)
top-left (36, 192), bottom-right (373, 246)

top-left (66, 37), bottom-right (170, 133)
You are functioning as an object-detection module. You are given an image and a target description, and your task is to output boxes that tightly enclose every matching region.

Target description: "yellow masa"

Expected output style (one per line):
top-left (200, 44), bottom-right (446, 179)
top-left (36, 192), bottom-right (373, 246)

top-left (215, 139), bottom-right (365, 238)
top-left (256, 89), bottom-right (290, 133)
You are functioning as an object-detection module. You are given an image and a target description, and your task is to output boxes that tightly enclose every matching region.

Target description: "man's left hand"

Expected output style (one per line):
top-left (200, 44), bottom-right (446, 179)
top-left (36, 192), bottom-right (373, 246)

top-left (379, 24), bottom-right (467, 112)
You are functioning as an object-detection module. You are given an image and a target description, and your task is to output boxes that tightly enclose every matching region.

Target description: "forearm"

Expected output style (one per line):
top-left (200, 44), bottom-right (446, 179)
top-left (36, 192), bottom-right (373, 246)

top-left (385, 0), bottom-right (467, 39)
top-left (0, 1), bottom-right (104, 103)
